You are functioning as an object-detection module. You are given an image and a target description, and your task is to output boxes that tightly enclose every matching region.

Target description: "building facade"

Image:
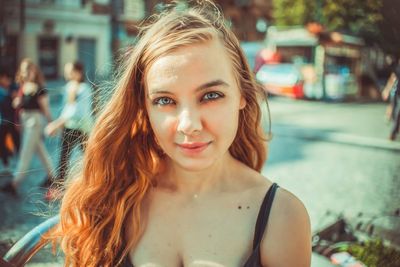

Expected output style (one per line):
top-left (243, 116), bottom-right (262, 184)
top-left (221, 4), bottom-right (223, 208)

top-left (218, 0), bottom-right (272, 41)
top-left (2, 0), bottom-right (112, 81)
top-left (1, 0), bottom-right (272, 80)
top-left (111, 0), bottom-right (273, 52)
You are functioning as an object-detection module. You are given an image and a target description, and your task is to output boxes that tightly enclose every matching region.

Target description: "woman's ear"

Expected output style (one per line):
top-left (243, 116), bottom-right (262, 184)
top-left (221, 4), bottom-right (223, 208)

top-left (239, 95), bottom-right (246, 110)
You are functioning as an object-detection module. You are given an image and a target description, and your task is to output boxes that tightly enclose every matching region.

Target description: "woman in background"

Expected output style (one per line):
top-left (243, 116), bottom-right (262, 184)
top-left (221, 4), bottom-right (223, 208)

top-left (45, 61), bottom-right (93, 199)
top-left (0, 59), bottom-right (53, 197)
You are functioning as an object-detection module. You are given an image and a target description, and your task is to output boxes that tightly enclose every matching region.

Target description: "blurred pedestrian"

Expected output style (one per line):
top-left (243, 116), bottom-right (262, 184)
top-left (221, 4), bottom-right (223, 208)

top-left (0, 69), bottom-right (20, 174)
top-left (382, 60), bottom-right (400, 141)
top-left (0, 59), bottom-right (54, 197)
top-left (44, 61), bottom-right (93, 198)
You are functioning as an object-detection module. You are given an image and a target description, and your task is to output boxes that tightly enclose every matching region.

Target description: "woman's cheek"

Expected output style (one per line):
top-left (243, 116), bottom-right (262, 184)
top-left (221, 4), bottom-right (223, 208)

top-left (151, 113), bottom-right (176, 139)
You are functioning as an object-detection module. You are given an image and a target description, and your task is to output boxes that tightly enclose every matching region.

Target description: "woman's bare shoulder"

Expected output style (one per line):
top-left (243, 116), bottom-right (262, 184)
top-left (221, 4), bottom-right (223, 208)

top-left (231, 161), bottom-right (271, 189)
top-left (260, 186), bottom-right (311, 267)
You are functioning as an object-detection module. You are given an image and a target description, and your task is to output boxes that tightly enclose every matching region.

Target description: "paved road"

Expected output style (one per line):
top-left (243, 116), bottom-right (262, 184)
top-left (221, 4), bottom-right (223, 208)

top-left (0, 88), bottom-right (399, 265)
top-left (263, 96), bottom-right (400, 233)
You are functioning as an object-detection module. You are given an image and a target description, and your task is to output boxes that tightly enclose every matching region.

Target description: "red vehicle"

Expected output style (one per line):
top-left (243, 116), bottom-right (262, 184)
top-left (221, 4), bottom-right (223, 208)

top-left (255, 63), bottom-right (305, 99)
top-left (254, 49), bottom-right (281, 73)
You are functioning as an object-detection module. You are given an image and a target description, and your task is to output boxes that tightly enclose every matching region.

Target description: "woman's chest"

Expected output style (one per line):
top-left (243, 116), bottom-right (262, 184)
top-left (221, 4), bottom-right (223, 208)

top-left (130, 193), bottom-right (261, 266)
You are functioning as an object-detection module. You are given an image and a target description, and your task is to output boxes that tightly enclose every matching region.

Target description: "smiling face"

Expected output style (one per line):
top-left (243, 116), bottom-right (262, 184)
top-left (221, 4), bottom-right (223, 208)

top-left (145, 38), bottom-right (246, 172)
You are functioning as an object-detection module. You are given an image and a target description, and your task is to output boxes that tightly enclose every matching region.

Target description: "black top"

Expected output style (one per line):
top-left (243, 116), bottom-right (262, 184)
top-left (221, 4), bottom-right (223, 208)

top-left (0, 87), bottom-right (15, 124)
top-left (20, 85), bottom-right (47, 111)
top-left (121, 183), bottom-right (279, 267)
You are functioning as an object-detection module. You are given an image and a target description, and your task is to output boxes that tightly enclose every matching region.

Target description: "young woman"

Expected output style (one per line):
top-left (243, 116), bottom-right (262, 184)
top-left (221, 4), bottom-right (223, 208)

top-left (53, 1), bottom-right (311, 266)
top-left (45, 61), bottom-right (93, 198)
top-left (0, 59), bottom-right (54, 196)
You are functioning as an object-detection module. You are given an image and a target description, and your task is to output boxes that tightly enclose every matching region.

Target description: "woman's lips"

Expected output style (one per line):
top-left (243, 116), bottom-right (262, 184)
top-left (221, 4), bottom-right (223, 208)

top-left (177, 142), bottom-right (211, 155)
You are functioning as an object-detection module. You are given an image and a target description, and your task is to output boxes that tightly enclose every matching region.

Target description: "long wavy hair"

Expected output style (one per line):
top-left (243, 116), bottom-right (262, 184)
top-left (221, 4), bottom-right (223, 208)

top-left (52, 1), bottom-right (268, 266)
top-left (15, 58), bottom-right (46, 87)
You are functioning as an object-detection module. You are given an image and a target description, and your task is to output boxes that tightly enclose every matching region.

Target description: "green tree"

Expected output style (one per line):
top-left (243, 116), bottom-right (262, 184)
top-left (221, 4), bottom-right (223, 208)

top-left (322, 0), bottom-right (382, 34)
top-left (272, 0), bottom-right (316, 26)
top-left (272, 0), bottom-right (382, 38)
top-left (271, 0), bottom-right (400, 57)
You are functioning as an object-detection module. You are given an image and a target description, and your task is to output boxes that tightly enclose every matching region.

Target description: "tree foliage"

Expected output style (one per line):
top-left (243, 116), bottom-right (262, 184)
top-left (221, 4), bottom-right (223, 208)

top-left (322, 0), bottom-right (382, 34)
top-left (272, 0), bottom-right (382, 33)
top-left (272, 0), bottom-right (316, 26)
top-left (271, 0), bottom-right (400, 57)
top-left (349, 239), bottom-right (400, 267)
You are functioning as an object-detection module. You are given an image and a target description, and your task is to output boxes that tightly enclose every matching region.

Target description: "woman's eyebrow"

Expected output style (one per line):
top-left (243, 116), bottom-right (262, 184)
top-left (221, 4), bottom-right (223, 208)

top-left (148, 79), bottom-right (229, 96)
top-left (148, 90), bottom-right (174, 96)
top-left (195, 79), bottom-right (229, 92)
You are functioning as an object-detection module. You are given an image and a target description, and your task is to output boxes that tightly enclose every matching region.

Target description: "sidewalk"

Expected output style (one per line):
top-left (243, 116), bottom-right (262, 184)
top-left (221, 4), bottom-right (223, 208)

top-left (268, 97), bottom-right (400, 151)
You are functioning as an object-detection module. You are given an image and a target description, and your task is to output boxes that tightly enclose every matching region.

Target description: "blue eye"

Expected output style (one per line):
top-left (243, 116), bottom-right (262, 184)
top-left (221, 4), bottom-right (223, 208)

top-left (203, 92), bottom-right (223, 101)
top-left (153, 97), bottom-right (175, 106)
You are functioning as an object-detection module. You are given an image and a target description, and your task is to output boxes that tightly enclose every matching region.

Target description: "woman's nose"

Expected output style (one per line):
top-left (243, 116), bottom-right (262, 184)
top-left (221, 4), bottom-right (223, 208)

top-left (177, 109), bottom-right (202, 135)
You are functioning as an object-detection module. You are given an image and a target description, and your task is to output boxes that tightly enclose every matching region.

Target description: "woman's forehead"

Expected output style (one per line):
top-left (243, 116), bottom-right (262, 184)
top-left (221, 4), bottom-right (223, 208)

top-left (145, 39), bottom-right (236, 92)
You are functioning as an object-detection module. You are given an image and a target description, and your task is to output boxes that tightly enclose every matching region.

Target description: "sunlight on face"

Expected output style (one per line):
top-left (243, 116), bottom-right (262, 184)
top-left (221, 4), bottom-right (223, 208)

top-left (145, 39), bottom-right (246, 172)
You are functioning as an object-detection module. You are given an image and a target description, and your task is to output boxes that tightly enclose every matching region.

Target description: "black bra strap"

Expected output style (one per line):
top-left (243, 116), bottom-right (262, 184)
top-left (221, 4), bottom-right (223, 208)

top-left (252, 183), bottom-right (279, 249)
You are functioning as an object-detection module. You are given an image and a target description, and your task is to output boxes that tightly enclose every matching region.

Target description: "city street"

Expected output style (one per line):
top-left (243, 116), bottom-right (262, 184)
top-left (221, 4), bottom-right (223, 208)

top-left (264, 97), bottom-right (400, 230)
top-left (0, 85), bottom-right (399, 266)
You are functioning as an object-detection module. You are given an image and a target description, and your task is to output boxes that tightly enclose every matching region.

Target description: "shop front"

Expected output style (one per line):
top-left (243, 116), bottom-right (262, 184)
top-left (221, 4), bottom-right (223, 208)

top-left (261, 26), bottom-right (364, 101)
top-left (319, 37), bottom-right (363, 100)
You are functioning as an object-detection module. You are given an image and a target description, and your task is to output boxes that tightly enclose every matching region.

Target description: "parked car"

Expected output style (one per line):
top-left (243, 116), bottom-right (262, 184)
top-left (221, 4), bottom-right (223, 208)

top-left (253, 48), bottom-right (281, 73)
top-left (240, 41), bottom-right (265, 71)
top-left (256, 63), bottom-right (304, 99)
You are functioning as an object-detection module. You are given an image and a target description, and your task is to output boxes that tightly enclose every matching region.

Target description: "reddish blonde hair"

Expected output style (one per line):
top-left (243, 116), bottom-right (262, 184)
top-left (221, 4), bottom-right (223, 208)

top-left (16, 58), bottom-right (46, 87)
top-left (52, 1), bottom-right (267, 266)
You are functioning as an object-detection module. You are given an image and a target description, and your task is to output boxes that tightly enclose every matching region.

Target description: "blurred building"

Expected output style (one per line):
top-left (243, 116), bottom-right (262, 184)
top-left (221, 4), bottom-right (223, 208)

top-left (1, 0), bottom-right (272, 80)
top-left (260, 26), bottom-right (366, 100)
top-left (258, 25), bottom-right (388, 101)
top-left (110, 0), bottom-right (272, 49)
top-left (2, 0), bottom-right (112, 81)
top-left (218, 0), bottom-right (272, 41)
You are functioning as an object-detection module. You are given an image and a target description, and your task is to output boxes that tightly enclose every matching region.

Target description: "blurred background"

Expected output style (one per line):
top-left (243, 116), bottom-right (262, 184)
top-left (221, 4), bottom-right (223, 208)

top-left (0, 0), bottom-right (400, 266)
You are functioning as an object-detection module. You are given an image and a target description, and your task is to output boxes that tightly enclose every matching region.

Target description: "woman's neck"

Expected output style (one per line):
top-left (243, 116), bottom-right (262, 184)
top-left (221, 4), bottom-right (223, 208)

top-left (156, 153), bottom-right (241, 196)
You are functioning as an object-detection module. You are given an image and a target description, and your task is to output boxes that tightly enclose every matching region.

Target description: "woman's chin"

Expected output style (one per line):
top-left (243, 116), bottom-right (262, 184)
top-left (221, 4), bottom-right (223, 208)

top-left (173, 158), bottom-right (216, 172)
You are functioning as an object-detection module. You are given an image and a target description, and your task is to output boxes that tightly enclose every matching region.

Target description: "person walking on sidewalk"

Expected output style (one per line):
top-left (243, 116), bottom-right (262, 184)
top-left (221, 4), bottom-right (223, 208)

top-left (382, 60), bottom-right (400, 141)
top-left (44, 61), bottom-right (93, 198)
top-left (0, 69), bottom-right (20, 174)
top-left (0, 59), bottom-right (54, 197)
